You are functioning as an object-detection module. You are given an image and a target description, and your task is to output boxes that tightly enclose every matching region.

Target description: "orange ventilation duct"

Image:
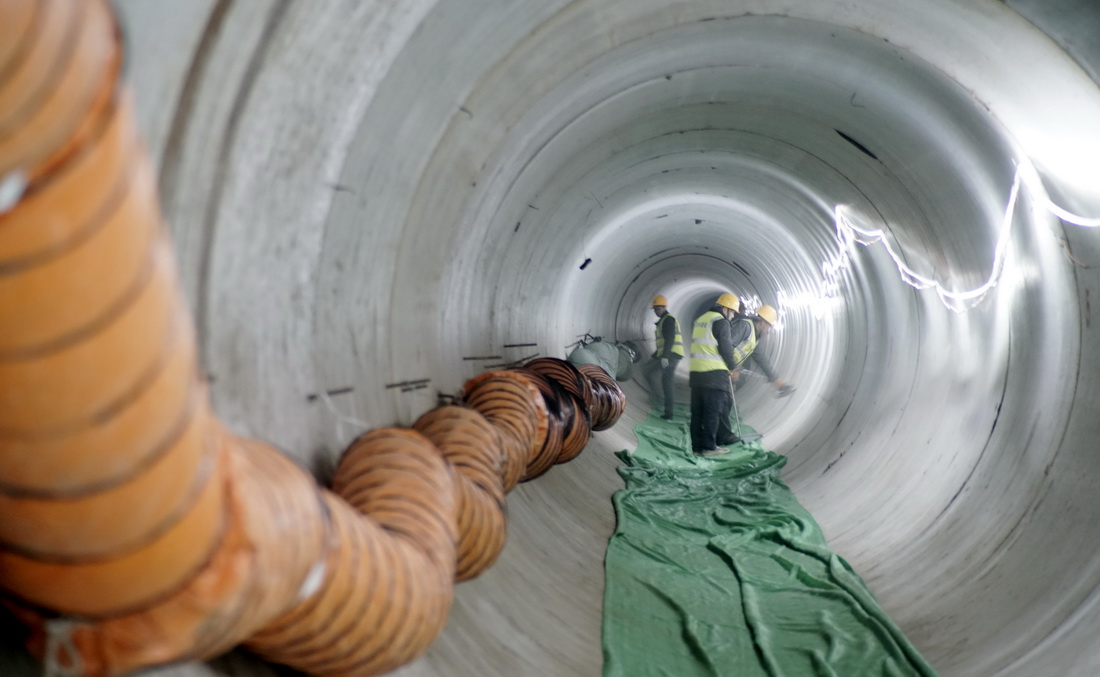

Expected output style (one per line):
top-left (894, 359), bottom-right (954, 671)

top-left (0, 1), bottom-right (625, 675)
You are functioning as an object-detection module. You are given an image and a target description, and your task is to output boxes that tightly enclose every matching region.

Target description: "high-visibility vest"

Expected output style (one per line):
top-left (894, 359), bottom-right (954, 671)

top-left (732, 317), bottom-right (758, 366)
top-left (690, 311), bottom-right (728, 372)
top-left (655, 314), bottom-right (685, 357)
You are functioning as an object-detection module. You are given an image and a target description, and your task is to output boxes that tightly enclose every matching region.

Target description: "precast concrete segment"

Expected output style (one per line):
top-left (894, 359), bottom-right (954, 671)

top-left (3, 0), bottom-right (1093, 675)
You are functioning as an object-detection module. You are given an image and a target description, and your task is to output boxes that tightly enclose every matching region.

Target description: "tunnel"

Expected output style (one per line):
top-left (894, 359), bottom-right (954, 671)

top-left (4, 0), bottom-right (1100, 675)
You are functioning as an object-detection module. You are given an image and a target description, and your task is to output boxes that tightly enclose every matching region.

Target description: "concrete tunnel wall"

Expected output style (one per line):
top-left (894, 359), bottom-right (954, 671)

top-left (4, 1), bottom-right (1100, 675)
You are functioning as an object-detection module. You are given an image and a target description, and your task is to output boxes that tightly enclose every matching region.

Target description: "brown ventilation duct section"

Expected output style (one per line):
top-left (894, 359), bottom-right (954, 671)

top-left (0, 1), bottom-right (626, 675)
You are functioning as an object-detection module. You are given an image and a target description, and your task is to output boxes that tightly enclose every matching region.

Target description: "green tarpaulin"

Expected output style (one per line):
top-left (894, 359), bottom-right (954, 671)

top-left (602, 405), bottom-right (937, 677)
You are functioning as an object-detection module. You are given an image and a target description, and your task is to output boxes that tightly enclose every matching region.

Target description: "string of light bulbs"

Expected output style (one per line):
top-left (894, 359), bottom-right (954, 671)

top-left (803, 157), bottom-right (1099, 314)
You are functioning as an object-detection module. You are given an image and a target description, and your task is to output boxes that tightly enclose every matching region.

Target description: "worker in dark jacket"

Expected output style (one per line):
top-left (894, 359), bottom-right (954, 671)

top-left (729, 305), bottom-right (794, 397)
top-left (643, 294), bottom-right (685, 419)
top-left (688, 292), bottom-right (741, 456)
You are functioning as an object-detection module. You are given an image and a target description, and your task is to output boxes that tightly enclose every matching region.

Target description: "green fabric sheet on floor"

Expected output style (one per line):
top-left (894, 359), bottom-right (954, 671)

top-left (602, 405), bottom-right (937, 677)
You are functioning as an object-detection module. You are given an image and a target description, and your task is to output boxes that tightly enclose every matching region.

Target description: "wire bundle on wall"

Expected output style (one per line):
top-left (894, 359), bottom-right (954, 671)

top-left (0, 1), bottom-right (625, 675)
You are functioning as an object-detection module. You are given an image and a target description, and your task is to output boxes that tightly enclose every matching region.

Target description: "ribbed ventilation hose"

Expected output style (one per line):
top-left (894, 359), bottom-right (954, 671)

top-left (0, 1), bottom-right (626, 675)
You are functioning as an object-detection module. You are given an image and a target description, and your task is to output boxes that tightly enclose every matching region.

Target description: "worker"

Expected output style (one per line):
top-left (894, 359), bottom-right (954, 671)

top-left (643, 294), bottom-right (684, 420)
top-left (730, 305), bottom-right (795, 398)
top-left (688, 292), bottom-right (741, 456)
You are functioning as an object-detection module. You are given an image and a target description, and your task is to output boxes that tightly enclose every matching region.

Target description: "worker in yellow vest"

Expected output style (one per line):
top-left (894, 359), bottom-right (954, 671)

top-left (688, 292), bottom-right (741, 456)
top-left (729, 305), bottom-right (795, 397)
top-left (643, 294), bottom-right (685, 420)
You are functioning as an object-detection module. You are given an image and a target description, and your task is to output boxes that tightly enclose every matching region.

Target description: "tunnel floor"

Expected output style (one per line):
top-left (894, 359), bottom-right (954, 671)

top-left (603, 408), bottom-right (936, 676)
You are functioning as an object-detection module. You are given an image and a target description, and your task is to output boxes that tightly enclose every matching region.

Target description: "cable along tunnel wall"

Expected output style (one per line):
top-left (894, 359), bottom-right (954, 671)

top-left (4, 0), bottom-right (1100, 676)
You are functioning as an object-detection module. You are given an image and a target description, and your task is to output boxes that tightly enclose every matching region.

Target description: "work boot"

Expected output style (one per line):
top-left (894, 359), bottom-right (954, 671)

top-left (661, 413), bottom-right (674, 420)
top-left (717, 435), bottom-right (740, 446)
top-left (695, 447), bottom-right (730, 457)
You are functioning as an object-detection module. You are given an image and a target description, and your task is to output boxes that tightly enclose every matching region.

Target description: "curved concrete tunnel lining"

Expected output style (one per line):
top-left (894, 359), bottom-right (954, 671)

top-left (44, 1), bottom-right (1100, 675)
top-left (437, 17), bottom-right (1023, 473)
top-left (351, 5), bottom-right (1089, 671)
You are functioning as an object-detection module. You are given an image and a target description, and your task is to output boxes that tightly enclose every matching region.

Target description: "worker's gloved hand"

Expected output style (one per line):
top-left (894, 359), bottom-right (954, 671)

top-left (660, 357), bottom-right (669, 368)
top-left (730, 370), bottom-right (741, 382)
top-left (776, 383), bottom-right (795, 398)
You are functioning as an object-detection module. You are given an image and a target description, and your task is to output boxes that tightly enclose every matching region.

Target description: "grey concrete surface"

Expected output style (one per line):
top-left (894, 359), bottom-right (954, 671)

top-left (5, 1), bottom-right (1100, 675)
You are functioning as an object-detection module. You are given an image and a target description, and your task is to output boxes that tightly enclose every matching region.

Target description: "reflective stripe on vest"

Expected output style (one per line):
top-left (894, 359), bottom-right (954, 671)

top-left (690, 311), bottom-right (727, 372)
top-left (732, 317), bottom-right (757, 366)
top-left (655, 314), bottom-right (685, 357)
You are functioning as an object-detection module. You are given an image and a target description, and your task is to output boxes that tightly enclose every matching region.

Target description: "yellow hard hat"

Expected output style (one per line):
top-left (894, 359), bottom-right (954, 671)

top-left (716, 292), bottom-right (739, 310)
top-left (757, 305), bottom-right (778, 326)
top-left (651, 295), bottom-right (668, 307)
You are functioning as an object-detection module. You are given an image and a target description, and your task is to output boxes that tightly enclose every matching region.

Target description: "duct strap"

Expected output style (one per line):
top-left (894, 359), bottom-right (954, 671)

top-left (42, 618), bottom-right (83, 677)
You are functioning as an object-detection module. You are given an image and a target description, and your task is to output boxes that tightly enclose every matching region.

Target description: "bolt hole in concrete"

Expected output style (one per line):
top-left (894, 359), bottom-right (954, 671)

top-left (5, 1), bottom-right (1100, 675)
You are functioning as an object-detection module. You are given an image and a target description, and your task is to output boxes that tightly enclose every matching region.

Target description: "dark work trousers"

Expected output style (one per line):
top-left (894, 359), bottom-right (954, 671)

top-left (643, 356), bottom-right (682, 417)
top-left (690, 386), bottom-right (735, 451)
